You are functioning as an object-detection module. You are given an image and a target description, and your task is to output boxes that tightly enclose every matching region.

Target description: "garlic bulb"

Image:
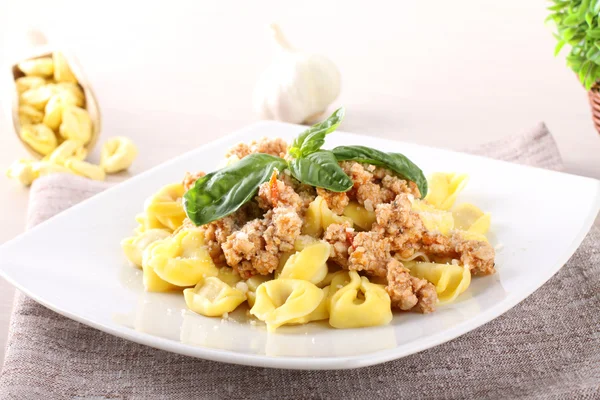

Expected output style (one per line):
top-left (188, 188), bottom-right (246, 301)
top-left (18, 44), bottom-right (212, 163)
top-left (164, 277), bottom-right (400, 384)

top-left (253, 24), bottom-right (341, 124)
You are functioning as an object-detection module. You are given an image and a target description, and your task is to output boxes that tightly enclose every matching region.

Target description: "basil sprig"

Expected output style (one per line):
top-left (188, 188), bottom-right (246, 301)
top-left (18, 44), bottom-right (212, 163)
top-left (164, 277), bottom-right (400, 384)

top-left (288, 150), bottom-right (353, 192)
top-left (287, 108), bottom-right (352, 192)
top-left (183, 153), bottom-right (287, 225)
top-left (289, 107), bottom-right (345, 158)
top-left (332, 145), bottom-right (428, 197)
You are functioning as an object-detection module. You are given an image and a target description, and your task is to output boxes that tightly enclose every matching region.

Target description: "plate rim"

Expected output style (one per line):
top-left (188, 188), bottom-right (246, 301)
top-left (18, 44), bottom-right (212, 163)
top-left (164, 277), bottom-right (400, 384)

top-left (1, 121), bottom-right (599, 370)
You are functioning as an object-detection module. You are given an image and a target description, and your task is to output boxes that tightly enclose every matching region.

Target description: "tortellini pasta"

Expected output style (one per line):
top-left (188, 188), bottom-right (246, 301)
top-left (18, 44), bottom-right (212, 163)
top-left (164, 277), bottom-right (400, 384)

top-left (143, 229), bottom-right (218, 287)
top-left (48, 140), bottom-right (88, 165)
top-left (100, 137), bottom-right (138, 173)
top-left (18, 57), bottom-right (54, 77)
top-left (342, 201), bottom-right (376, 231)
top-left (59, 106), bottom-right (92, 144)
top-left (250, 279), bottom-right (324, 332)
top-left (245, 274), bottom-right (273, 308)
top-left (6, 159), bottom-right (37, 186)
top-left (404, 261), bottom-right (471, 304)
top-left (121, 228), bottom-right (171, 267)
top-left (302, 196), bottom-right (352, 237)
top-left (412, 200), bottom-right (454, 236)
top-left (43, 92), bottom-right (79, 131)
top-left (184, 277), bottom-right (247, 317)
top-left (53, 52), bottom-right (77, 83)
top-left (425, 172), bottom-right (469, 210)
top-left (278, 241), bottom-right (330, 285)
top-left (20, 86), bottom-right (55, 111)
top-left (217, 267), bottom-right (242, 287)
top-left (18, 105), bottom-right (44, 126)
top-left (20, 123), bottom-right (57, 155)
top-left (142, 260), bottom-right (180, 292)
top-left (329, 271), bottom-right (393, 329)
top-left (452, 203), bottom-right (491, 235)
top-left (15, 76), bottom-right (45, 94)
top-left (64, 159), bottom-right (106, 181)
top-left (143, 183), bottom-right (187, 231)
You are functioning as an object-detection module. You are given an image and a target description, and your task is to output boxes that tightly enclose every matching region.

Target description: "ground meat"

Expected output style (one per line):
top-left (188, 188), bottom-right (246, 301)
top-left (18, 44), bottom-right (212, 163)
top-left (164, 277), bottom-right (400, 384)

top-left (225, 137), bottom-right (288, 159)
top-left (257, 171), bottom-right (303, 212)
top-left (182, 171), bottom-right (206, 191)
top-left (263, 206), bottom-right (302, 253)
top-left (340, 161), bottom-right (373, 187)
top-left (386, 258), bottom-right (437, 313)
top-left (323, 222), bottom-right (354, 267)
top-left (348, 231), bottom-right (390, 277)
top-left (422, 232), bottom-right (496, 276)
top-left (381, 174), bottom-right (421, 199)
top-left (374, 194), bottom-right (425, 259)
top-left (317, 188), bottom-right (349, 214)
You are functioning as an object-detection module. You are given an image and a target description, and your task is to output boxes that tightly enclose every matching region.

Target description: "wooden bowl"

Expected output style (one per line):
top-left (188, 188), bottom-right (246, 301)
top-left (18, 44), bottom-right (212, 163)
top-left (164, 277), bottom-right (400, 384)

top-left (8, 31), bottom-right (101, 158)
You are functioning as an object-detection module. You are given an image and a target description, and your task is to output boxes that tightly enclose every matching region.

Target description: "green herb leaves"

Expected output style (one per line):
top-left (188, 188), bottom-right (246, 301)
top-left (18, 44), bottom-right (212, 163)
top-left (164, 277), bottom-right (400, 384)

top-left (183, 153), bottom-right (287, 226)
top-left (184, 107), bottom-right (429, 226)
top-left (289, 150), bottom-right (353, 192)
top-left (287, 108), bottom-right (352, 192)
top-left (332, 145), bottom-right (428, 197)
top-left (289, 108), bottom-right (345, 158)
top-left (548, 0), bottom-right (600, 90)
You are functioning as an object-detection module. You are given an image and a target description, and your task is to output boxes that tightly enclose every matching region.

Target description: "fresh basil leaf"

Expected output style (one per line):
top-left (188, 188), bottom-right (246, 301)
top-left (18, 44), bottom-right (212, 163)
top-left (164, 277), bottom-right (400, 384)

top-left (332, 145), bottom-right (428, 197)
top-left (288, 150), bottom-right (353, 192)
top-left (289, 107), bottom-right (345, 158)
top-left (183, 153), bottom-right (288, 226)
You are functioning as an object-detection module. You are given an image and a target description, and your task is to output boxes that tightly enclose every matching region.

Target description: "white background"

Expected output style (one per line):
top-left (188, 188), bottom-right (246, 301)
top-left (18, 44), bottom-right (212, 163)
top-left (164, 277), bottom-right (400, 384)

top-left (0, 0), bottom-right (599, 365)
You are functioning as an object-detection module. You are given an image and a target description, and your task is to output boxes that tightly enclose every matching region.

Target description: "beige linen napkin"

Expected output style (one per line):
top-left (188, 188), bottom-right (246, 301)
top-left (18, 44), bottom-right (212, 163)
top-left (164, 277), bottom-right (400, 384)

top-left (1, 123), bottom-right (599, 400)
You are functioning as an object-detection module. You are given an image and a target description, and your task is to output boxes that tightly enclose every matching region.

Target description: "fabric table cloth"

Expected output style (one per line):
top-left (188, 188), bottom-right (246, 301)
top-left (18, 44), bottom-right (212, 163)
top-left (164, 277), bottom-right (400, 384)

top-left (1, 123), bottom-right (598, 399)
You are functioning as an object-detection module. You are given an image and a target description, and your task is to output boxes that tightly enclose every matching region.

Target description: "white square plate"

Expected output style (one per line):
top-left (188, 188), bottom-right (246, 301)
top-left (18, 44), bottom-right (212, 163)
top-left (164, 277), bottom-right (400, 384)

top-left (1, 121), bottom-right (599, 370)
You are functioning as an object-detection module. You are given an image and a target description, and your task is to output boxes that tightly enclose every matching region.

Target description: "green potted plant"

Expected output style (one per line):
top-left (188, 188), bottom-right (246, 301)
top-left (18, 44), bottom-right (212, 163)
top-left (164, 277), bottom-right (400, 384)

top-left (548, 0), bottom-right (600, 133)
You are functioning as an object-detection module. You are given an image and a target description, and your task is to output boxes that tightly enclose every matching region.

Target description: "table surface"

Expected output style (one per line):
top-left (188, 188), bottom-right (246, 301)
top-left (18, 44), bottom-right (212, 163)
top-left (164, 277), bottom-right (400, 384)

top-left (1, 0), bottom-right (599, 366)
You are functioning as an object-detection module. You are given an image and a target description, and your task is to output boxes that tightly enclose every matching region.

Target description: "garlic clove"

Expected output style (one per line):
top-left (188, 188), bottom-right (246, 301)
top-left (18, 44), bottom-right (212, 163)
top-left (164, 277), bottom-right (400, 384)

top-left (253, 24), bottom-right (341, 124)
top-left (100, 136), bottom-right (138, 173)
top-left (20, 123), bottom-right (57, 155)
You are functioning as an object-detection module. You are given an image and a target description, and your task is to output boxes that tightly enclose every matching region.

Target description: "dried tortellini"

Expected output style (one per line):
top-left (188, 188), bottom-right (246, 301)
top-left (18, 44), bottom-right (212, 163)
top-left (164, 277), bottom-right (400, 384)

top-left (184, 277), bottom-right (247, 317)
top-left (7, 53), bottom-right (138, 187)
top-left (250, 279), bottom-right (324, 332)
top-left (100, 137), bottom-right (138, 173)
top-left (329, 271), bottom-right (393, 329)
top-left (143, 229), bottom-right (218, 287)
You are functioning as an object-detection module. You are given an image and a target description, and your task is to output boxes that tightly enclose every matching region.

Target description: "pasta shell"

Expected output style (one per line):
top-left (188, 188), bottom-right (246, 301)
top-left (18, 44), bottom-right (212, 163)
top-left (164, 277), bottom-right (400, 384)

top-left (18, 57), bottom-right (54, 77)
top-left (59, 106), bottom-right (92, 144)
top-left (20, 124), bottom-right (57, 155)
top-left (64, 159), bottom-right (106, 181)
top-left (52, 52), bottom-right (77, 83)
top-left (15, 76), bottom-right (46, 95)
top-left (100, 137), bottom-right (138, 173)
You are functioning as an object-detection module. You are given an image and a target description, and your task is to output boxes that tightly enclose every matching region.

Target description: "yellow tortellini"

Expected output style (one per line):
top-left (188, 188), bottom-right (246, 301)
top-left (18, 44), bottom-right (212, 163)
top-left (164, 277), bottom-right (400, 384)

top-left (32, 160), bottom-right (74, 177)
top-left (20, 123), bottom-right (57, 155)
top-left (59, 106), bottom-right (92, 144)
top-left (18, 105), bottom-right (44, 126)
top-left (64, 159), bottom-right (106, 181)
top-left (6, 159), bottom-right (37, 186)
top-left (302, 196), bottom-right (352, 237)
top-left (18, 57), bottom-right (54, 77)
top-left (452, 203), bottom-right (491, 235)
top-left (48, 140), bottom-right (87, 165)
top-left (217, 267), bottom-right (242, 287)
top-left (20, 86), bottom-right (55, 111)
top-left (278, 241), bottom-right (330, 285)
top-left (121, 228), bottom-right (171, 267)
top-left (53, 52), bottom-right (77, 83)
top-left (342, 201), bottom-right (376, 231)
top-left (245, 274), bottom-right (273, 308)
top-left (43, 92), bottom-right (79, 131)
top-left (425, 173), bottom-right (469, 210)
top-left (143, 183), bottom-right (187, 231)
top-left (404, 261), bottom-right (471, 304)
top-left (329, 271), bottom-right (393, 329)
top-left (288, 285), bottom-right (330, 324)
top-left (100, 137), bottom-right (138, 173)
top-left (142, 260), bottom-right (180, 292)
top-left (250, 279), bottom-right (324, 332)
top-left (412, 200), bottom-right (454, 236)
top-left (184, 277), bottom-right (247, 317)
top-left (143, 229), bottom-right (218, 287)
top-left (15, 76), bottom-right (45, 94)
